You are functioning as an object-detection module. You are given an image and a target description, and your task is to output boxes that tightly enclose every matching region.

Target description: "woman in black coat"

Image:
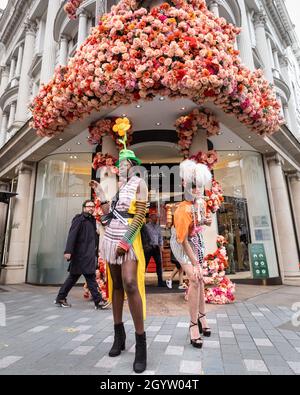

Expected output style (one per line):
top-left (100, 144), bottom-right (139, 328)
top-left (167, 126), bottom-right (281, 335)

top-left (55, 200), bottom-right (107, 309)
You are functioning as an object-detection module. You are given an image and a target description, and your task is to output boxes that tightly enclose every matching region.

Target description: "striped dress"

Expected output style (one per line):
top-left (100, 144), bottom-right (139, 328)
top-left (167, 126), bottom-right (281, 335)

top-left (100, 175), bottom-right (141, 265)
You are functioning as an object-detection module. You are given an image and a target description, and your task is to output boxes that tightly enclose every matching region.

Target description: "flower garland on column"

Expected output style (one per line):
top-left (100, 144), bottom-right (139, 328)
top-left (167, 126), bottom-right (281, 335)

top-left (185, 149), bottom-right (236, 304)
top-left (87, 152), bottom-right (119, 301)
top-left (175, 108), bottom-right (220, 157)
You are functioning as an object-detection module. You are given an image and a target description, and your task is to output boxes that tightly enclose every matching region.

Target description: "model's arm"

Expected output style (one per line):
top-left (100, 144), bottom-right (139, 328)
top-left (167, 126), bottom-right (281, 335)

top-left (89, 180), bottom-right (110, 215)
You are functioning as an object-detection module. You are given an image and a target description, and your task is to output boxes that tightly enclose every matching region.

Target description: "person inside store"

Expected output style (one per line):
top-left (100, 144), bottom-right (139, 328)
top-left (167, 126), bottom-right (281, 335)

top-left (166, 250), bottom-right (187, 290)
top-left (224, 227), bottom-right (236, 274)
top-left (55, 200), bottom-right (109, 310)
top-left (143, 213), bottom-right (166, 287)
top-left (90, 122), bottom-right (148, 374)
top-left (171, 158), bottom-right (213, 348)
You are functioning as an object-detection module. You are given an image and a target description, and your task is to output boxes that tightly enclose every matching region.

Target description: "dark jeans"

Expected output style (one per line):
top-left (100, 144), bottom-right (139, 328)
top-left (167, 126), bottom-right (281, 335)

top-left (56, 273), bottom-right (103, 305)
top-left (145, 246), bottom-right (163, 285)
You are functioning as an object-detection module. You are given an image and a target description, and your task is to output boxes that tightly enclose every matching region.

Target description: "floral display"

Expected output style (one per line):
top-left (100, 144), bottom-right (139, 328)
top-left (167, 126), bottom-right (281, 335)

top-left (203, 236), bottom-right (236, 304)
top-left (92, 152), bottom-right (119, 173)
top-left (88, 117), bottom-right (133, 149)
top-left (190, 149), bottom-right (218, 169)
top-left (64, 0), bottom-right (84, 19)
top-left (205, 179), bottom-right (224, 214)
top-left (32, 0), bottom-right (282, 138)
top-left (175, 108), bottom-right (220, 156)
top-left (83, 257), bottom-right (108, 301)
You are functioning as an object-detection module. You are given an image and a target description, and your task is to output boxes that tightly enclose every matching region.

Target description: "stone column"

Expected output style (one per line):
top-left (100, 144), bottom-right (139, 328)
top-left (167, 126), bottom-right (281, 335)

top-left (267, 155), bottom-right (300, 279)
top-left (77, 9), bottom-right (88, 48)
top-left (40, 0), bottom-right (60, 84)
top-left (0, 163), bottom-right (34, 284)
top-left (8, 102), bottom-right (16, 129)
top-left (209, 1), bottom-right (219, 17)
top-left (59, 35), bottom-right (69, 66)
top-left (288, 172), bottom-right (300, 249)
top-left (237, 0), bottom-right (255, 70)
top-left (273, 49), bottom-right (281, 78)
top-left (280, 56), bottom-right (299, 137)
top-left (253, 12), bottom-right (274, 83)
top-left (189, 130), bottom-right (219, 255)
top-left (0, 112), bottom-right (8, 146)
top-left (0, 66), bottom-right (9, 94)
top-left (15, 20), bottom-right (37, 124)
top-left (14, 45), bottom-right (24, 79)
top-left (283, 104), bottom-right (292, 129)
top-left (0, 181), bottom-right (9, 264)
top-left (8, 57), bottom-right (16, 83)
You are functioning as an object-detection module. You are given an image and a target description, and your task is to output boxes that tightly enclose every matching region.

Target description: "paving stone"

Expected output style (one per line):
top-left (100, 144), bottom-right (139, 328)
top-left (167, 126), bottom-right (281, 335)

top-left (287, 362), bottom-right (300, 374)
top-left (165, 346), bottom-right (184, 356)
top-left (253, 338), bottom-right (274, 347)
top-left (0, 356), bottom-right (23, 369)
top-left (180, 360), bottom-right (203, 375)
top-left (244, 359), bottom-right (269, 373)
top-left (154, 335), bottom-right (171, 343)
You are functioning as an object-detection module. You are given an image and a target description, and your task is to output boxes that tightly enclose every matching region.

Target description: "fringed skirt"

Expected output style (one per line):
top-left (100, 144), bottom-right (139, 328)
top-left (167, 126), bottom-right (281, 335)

top-left (100, 218), bottom-right (137, 265)
top-left (170, 227), bottom-right (205, 267)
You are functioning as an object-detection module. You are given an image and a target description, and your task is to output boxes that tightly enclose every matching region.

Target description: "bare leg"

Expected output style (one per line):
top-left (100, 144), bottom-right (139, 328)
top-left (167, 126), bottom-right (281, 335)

top-left (109, 264), bottom-right (124, 325)
top-left (122, 259), bottom-right (144, 335)
top-left (198, 279), bottom-right (209, 329)
top-left (181, 264), bottom-right (201, 341)
top-left (170, 267), bottom-right (178, 281)
top-left (178, 268), bottom-right (184, 285)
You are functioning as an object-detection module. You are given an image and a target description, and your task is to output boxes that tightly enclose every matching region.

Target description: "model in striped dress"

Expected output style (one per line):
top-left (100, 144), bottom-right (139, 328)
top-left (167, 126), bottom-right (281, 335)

top-left (91, 148), bottom-right (148, 374)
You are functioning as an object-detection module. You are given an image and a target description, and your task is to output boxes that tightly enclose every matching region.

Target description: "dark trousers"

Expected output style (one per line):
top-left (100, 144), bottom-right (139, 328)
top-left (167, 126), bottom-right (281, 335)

top-left (145, 246), bottom-right (163, 285)
top-left (57, 273), bottom-right (102, 305)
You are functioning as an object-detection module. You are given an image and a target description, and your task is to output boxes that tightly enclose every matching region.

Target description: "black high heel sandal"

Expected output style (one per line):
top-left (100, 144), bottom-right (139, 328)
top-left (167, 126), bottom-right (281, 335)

top-left (189, 322), bottom-right (203, 349)
top-left (198, 313), bottom-right (211, 337)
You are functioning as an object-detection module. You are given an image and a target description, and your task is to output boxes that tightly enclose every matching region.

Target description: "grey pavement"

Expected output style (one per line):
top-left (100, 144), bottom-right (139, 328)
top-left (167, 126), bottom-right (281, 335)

top-left (0, 284), bottom-right (299, 375)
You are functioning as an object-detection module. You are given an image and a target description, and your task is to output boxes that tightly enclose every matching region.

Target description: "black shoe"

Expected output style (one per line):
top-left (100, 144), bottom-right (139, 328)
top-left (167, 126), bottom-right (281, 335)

top-left (55, 298), bottom-right (72, 308)
top-left (198, 313), bottom-right (211, 337)
top-left (95, 299), bottom-right (110, 310)
top-left (109, 323), bottom-right (126, 357)
top-left (133, 332), bottom-right (147, 374)
top-left (189, 322), bottom-right (203, 348)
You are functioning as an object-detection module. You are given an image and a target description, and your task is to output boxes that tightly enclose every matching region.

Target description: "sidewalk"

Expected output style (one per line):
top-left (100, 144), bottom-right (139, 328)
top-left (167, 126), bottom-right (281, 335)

top-left (0, 284), bottom-right (299, 375)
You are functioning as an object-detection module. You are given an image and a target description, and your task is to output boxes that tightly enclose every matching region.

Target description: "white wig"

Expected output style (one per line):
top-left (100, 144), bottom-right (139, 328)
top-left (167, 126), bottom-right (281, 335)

top-left (180, 159), bottom-right (196, 184)
top-left (195, 163), bottom-right (212, 188)
top-left (180, 159), bottom-right (212, 188)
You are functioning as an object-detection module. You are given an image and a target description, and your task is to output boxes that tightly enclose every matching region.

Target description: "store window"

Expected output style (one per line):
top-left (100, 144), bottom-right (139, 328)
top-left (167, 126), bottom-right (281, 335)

top-left (27, 153), bottom-right (92, 285)
top-left (214, 151), bottom-right (278, 279)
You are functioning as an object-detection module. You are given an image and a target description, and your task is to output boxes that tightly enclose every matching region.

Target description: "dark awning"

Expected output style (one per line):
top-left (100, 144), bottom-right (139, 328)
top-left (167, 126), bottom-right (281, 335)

top-left (0, 191), bottom-right (18, 204)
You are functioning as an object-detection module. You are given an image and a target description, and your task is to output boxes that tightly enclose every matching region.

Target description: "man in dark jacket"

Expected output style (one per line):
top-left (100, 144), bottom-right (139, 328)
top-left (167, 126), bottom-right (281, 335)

top-left (55, 200), bottom-right (107, 309)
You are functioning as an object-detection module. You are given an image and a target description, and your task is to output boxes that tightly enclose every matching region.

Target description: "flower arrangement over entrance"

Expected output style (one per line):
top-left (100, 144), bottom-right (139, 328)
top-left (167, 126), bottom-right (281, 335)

top-left (31, 0), bottom-right (282, 137)
top-left (175, 108), bottom-right (220, 156)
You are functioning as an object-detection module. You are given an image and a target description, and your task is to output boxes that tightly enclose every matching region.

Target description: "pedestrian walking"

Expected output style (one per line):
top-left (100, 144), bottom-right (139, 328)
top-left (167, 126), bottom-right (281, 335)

top-left (55, 200), bottom-right (108, 309)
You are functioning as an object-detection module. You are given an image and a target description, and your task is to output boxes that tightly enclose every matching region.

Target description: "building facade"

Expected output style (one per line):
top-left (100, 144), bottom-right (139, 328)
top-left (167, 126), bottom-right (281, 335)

top-left (0, 0), bottom-right (300, 286)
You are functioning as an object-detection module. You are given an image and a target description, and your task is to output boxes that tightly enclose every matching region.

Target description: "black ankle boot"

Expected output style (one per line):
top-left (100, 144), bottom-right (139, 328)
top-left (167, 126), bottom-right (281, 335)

top-left (109, 323), bottom-right (126, 357)
top-left (133, 332), bottom-right (147, 374)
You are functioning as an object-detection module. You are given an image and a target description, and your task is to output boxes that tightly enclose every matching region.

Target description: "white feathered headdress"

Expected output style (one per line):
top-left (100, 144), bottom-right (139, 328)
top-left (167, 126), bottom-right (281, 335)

top-left (180, 159), bottom-right (212, 188)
